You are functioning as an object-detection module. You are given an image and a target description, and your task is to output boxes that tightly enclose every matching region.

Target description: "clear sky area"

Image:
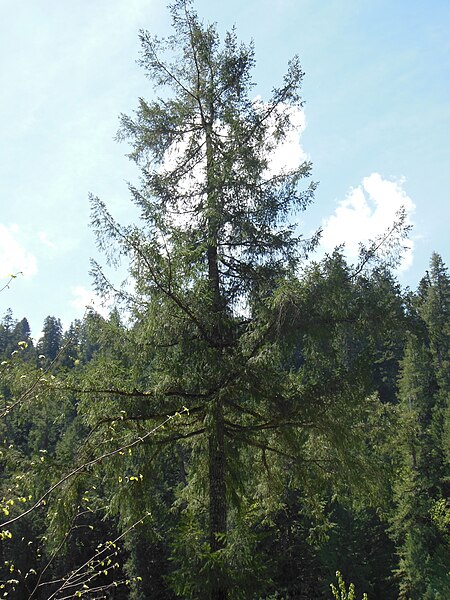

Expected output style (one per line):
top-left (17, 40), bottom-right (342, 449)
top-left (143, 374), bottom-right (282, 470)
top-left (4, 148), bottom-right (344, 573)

top-left (1, 0), bottom-right (449, 335)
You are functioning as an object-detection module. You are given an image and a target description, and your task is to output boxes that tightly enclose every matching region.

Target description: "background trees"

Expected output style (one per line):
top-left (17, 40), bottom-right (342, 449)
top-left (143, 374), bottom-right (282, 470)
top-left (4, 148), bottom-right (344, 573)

top-left (2, 252), bottom-right (450, 599)
top-left (392, 253), bottom-right (450, 598)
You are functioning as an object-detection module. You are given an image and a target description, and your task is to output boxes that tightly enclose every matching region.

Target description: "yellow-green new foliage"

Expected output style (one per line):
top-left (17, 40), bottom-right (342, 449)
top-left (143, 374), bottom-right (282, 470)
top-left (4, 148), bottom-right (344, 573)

top-left (330, 571), bottom-right (368, 600)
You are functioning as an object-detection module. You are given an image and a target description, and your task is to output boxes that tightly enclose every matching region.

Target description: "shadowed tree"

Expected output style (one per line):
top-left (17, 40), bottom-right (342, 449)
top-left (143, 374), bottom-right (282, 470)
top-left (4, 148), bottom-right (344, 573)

top-left (392, 253), bottom-right (450, 599)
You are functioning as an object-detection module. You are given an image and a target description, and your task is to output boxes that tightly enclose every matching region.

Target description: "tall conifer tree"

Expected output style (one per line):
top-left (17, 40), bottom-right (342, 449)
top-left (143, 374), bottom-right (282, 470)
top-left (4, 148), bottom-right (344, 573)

top-left (84, 3), bottom-right (409, 597)
top-left (90, 2), bottom-right (316, 596)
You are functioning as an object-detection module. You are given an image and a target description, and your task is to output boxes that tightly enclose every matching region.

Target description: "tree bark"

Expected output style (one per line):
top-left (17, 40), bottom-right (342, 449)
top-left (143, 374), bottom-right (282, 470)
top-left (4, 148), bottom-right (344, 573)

top-left (208, 399), bottom-right (227, 600)
top-left (205, 110), bottom-right (228, 599)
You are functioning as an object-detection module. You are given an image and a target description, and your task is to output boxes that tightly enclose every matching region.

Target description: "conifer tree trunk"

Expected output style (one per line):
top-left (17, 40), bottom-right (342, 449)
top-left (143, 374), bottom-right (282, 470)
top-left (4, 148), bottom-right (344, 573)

top-left (205, 118), bottom-right (228, 599)
top-left (208, 400), bottom-right (227, 600)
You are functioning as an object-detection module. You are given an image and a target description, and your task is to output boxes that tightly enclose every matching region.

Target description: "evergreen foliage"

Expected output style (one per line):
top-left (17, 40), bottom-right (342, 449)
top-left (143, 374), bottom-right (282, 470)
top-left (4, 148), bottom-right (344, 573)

top-left (392, 253), bottom-right (450, 599)
top-left (37, 316), bottom-right (63, 364)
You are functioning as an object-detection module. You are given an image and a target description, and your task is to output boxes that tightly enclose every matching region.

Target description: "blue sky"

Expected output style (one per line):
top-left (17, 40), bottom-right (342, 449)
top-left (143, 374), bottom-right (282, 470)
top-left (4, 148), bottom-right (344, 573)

top-left (1, 0), bottom-right (449, 335)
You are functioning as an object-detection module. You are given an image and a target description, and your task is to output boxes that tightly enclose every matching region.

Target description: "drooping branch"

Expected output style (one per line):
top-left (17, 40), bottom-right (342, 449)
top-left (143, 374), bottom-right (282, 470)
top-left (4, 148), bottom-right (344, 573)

top-left (0, 408), bottom-right (188, 529)
top-left (224, 418), bottom-right (313, 434)
top-left (0, 271), bottom-right (23, 294)
top-left (44, 513), bottom-right (150, 600)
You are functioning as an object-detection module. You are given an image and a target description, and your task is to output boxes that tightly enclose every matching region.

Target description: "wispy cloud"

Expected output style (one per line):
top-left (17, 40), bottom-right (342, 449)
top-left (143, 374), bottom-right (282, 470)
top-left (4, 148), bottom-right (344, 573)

top-left (0, 224), bottom-right (37, 277)
top-left (37, 231), bottom-right (57, 251)
top-left (321, 173), bottom-right (415, 271)
top-left (70, 285), bottom-right (112, 319)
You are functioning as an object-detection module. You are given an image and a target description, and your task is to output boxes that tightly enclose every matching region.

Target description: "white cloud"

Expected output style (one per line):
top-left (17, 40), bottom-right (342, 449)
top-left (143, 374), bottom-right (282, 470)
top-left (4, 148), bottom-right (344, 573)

top-left (0, 224), bottom-right (37, 278)
top-left (160, 102), bottom-right (308, 230)
top-left (265, 105), bottom-right (307, 178)
top-left (321, 173), bottom-right (415, 271)
top-left (70, 285), bottom-right (112, 319)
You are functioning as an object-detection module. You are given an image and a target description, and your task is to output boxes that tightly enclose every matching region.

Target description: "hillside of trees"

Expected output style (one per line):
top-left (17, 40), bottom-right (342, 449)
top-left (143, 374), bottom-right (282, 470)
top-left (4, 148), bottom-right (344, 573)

top-left (1, 2), bottom-right (449, 599)
top-left (2, 252), bottom-right (450, 599)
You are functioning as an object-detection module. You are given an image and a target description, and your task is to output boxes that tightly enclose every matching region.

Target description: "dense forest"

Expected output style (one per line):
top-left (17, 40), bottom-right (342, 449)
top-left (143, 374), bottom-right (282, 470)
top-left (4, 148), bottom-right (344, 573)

top-left (1, 2), bottom-right (449, 599)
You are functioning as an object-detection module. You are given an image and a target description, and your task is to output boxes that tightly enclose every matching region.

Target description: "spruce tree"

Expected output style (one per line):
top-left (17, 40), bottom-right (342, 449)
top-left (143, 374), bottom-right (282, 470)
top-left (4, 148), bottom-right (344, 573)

top-left (37, 316), bottom-right (63, 363)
